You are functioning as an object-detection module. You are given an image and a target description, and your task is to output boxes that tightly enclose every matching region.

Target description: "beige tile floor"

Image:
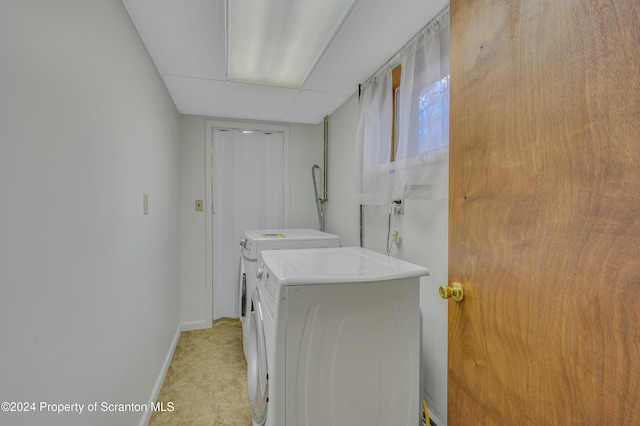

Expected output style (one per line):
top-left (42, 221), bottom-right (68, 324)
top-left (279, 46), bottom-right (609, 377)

top-left (149, 318), bottom-right (252, 425)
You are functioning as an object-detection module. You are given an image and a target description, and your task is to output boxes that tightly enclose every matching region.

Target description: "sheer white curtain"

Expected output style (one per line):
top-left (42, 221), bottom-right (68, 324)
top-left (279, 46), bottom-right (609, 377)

top-left (354, 66), bottom-right (393, 205)
top-left (395, 9), bottom-right (449, 201)
top-left (355, 6), bottom-right (450, 205)
top-left (212, 129), bottom-right (284, 319)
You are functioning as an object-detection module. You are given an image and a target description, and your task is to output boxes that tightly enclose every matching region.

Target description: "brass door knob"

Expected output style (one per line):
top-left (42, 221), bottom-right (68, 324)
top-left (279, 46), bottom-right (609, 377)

top-left (439, 282), bottom-right (464, 302)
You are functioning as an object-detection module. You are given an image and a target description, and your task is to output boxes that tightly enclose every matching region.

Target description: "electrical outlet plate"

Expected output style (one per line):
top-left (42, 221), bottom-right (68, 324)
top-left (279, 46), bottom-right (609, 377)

top-left (395, 199), bottom-right (404, 215)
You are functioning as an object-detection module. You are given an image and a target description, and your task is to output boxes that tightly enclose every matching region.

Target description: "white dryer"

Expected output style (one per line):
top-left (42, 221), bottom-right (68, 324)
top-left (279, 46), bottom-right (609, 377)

top-left (238, 229), bottom-right (340, 359)
top-left (247, 247), bottom-right (429, 426)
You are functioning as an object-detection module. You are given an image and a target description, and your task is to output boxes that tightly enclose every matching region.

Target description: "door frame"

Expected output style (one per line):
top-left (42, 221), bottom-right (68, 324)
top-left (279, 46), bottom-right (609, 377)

top-left (205, 119), bottom-right (290, 325)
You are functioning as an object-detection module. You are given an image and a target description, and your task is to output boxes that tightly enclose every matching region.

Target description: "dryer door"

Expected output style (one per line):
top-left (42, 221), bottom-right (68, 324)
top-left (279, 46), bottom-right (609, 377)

top-left (247, 289), bottom-right (268, 425)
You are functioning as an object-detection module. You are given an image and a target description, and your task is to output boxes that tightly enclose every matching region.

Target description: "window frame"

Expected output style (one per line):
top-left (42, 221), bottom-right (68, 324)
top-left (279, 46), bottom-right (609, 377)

top-left (391, 64), bottom-right (402, 163)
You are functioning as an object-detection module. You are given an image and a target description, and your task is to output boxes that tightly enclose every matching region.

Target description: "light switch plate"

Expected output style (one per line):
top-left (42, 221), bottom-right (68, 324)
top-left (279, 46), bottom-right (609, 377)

top-left (143, 194), bottom-right (149, 214)
top-left (195, 199), bottom-right (203, 212)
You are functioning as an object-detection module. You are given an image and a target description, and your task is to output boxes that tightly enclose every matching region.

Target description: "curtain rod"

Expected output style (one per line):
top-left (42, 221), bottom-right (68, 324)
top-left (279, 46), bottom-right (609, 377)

top-left (361, 4), bottom-right (450, 90)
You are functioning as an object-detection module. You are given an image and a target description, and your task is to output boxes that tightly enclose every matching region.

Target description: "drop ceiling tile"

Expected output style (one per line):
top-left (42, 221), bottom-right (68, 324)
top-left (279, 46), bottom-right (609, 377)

top-left (123, 0), bottom-right (226, 80)
top-left (283, 90), bottom-right (353, 124)
top-left (304, 0), bottom-right (448, 93)
top-left (163, 76), bottom-right (226, 116)
top-left (224, 82), bottom-right (299, 122)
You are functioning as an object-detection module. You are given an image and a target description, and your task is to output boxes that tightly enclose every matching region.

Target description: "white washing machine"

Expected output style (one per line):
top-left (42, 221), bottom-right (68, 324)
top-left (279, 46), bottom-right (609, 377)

top-left (238, 229), bottom-right (340, 359)
top-left (247, 247), bottom-right (429, 426)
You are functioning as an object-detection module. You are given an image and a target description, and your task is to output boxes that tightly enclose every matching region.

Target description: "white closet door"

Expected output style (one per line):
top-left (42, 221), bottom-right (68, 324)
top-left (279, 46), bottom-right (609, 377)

top-left (212, 129), bottom-right (284, 319)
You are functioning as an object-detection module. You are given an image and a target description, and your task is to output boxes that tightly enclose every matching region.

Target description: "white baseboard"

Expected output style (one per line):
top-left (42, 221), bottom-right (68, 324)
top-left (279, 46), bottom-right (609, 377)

top-left (423, 392), bottom-right (446, 426)
top-left (138, 324), bottom-right (182, 426)
top-left (138, 320), bottom-right (213, 425)
top-left (428, 410), bottom-right (446, 426)
top-left (180, 319), bottom-right (212, 332)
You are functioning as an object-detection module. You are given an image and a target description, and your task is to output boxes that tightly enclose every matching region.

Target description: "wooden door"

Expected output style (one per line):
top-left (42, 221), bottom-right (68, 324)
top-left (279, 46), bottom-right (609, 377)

top-left (448, 0), bottom-right (640, 424)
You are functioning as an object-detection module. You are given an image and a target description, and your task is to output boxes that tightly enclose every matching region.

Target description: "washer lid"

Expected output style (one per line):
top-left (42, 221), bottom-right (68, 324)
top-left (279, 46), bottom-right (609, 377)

top-left (244, 228), bottom-right (340, 259)
top-left (245, 228), bottom-right (339, 241)
top-left (261, 247), bottom-right (429, 285)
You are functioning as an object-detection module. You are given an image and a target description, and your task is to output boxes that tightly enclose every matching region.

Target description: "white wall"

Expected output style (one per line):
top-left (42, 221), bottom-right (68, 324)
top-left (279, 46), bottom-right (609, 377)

top-left (326, 93), bottom-right (449, 425)
top-left (325, 95), bottom-right (362, 247)
top-left (178, 116), bottom-right (209, 328)
top-left (178, 115), bottom-right (324, 325)
top-left (0, 2), bottom-right (181, 425)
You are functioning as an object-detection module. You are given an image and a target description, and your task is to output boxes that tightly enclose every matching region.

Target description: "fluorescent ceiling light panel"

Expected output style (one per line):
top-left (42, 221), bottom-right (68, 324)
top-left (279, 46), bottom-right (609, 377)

top-left (227, 0), bottom-right (355, 88)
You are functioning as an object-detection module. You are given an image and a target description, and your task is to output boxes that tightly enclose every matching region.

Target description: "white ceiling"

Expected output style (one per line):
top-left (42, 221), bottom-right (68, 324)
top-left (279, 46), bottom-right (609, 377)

top-left (122, 0), bottom-right (448, 125)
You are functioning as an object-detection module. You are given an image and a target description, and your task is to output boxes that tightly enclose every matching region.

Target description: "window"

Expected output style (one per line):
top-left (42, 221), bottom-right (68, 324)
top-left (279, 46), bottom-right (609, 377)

top-left (393, 70), bottom-right (449, 161)
top-left (355, 6), bottom-right (449, 205)
top-left (417, 74), bottom-right (449, 154)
